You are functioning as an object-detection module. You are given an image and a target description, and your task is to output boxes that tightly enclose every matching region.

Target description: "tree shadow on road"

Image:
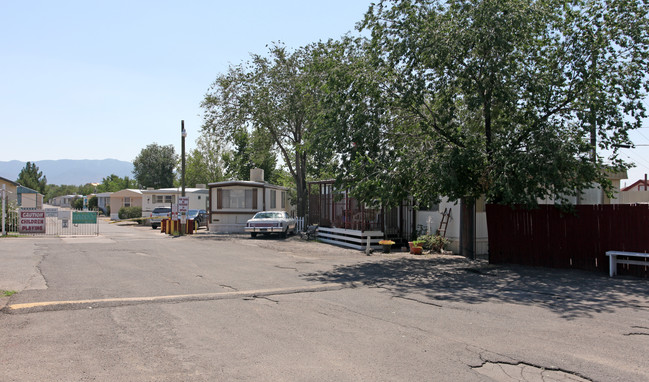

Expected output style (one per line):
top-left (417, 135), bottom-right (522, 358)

top-left (303, 256), bottom-right (649, 320)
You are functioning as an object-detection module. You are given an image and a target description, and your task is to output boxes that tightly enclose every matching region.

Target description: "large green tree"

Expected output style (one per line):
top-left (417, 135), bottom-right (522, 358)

top-left (96, 174), bottom-right (138, 193)
top-left (182, 131), bottom-right (226, 187)
top-left (44, 184), bottom-right (77, 203)
top-left (202, 43), bottom-right (315, 216)
top-left (220, 128), bottom-right (278, 183)
top-left (16, 162), bottom-right (47, 194)
top-left (306, 36), bottom-right (408, 206)
top-left (132, 143), bottom-right (178, 189)
top-left (328, 0), bottom-right (649, 208)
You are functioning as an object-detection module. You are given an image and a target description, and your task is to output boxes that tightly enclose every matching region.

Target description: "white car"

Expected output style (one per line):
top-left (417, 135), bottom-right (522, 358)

top-left (245, 211), bottom-right (297, 238)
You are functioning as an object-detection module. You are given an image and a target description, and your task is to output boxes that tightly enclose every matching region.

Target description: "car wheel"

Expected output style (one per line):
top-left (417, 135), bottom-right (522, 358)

top-left (281, 227), bottom-right (288, 238)
top-left (293, 225), bottom-right (298, 235)
top-left (152, 224), bottom-right (158, 230)
top-left (251, 232), bottom-right (257, 238)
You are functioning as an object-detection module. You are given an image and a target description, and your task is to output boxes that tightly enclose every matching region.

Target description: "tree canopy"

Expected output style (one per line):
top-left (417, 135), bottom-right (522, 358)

top-left (199, 0), bottom-right (649, 215)
top-left (96, 174), bottom-right (138, 192)
top-left (16, 162), bottom-right (47, 194)
top-left (181, 131), bottom-right (226, 187)
top-left (132, 143), bottom-right (178, 189)
top-left (339, 0), bottom-right (649, 207)
top-left (202, 43), bottom-right (318, 216)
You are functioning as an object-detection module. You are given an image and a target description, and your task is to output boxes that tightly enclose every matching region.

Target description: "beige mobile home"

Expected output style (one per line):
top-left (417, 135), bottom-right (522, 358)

top-left (208, 169), bottom-right (290, 233)
top-left (109, 189), bottom-right (143, 220)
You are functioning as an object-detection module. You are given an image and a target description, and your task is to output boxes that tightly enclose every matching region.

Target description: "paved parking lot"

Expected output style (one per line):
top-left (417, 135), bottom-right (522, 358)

top-left (1, 221), bottom-right (648, 381)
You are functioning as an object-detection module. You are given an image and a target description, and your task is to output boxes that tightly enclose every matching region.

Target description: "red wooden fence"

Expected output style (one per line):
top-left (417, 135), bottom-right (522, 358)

top-left (486, 204), bottom-right (649, 277)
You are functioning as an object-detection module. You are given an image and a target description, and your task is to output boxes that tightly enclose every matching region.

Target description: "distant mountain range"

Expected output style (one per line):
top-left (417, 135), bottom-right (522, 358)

top-left (0, 159), bottom-right (134, 185)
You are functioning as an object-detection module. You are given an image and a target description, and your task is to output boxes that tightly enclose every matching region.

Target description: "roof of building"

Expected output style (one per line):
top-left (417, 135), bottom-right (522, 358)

top-left (111, 189), bottom-right (143, 197)
top-left (141, 187), bottom-right (208, 194)
top-left (0, 176), bottom-right (19, 186)
top-left (208, 180), bottom-right (289, 191)
top-left (17, 185), bottom-right (41, 194)
top-left (622, 179), bottom-right (649, 192)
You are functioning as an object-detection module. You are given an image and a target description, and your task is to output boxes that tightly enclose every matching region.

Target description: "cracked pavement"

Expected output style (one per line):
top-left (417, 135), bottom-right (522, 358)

top-left (1, 221), bottom-right (648, 381)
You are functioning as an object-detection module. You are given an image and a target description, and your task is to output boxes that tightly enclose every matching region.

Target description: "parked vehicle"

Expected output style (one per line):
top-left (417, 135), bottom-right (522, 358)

top-left (187, 209), bottom-right (207, 228)
top-left (245, 211), bottom-right (297, 238)
top-left (150, 207), bottom-right (171, 229)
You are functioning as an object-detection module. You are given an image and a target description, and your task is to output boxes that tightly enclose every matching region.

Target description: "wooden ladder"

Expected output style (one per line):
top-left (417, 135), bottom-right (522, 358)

top-left (438, 208), bottom-right (451, 237)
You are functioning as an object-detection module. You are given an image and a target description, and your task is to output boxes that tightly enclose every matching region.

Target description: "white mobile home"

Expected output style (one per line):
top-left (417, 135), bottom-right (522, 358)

top-left (141, 186), bottom-right (209, 218)
top-left (208, 168), bottom-right (290, 233)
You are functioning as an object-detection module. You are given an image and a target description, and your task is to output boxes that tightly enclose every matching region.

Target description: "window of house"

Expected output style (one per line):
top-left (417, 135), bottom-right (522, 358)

top-left (124, 197), bottom-right (131, 207)
top-left (270, 190), bottom-right (277, 209)
top-left (154, 195), bottom-right (174, 204)
top-left (221, 189), bottom-right (253, 209)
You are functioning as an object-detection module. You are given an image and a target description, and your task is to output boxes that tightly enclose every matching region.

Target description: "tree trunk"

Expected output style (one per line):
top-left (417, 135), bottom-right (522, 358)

top-left (294, 150), bottom-right (308, 218)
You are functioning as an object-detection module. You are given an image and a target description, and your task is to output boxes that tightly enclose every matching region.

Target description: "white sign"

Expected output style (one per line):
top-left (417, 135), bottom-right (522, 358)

top-left (19, 210), bottom-right (45, 233)
top-left (45, 208), bottom-right (58, 218)
top-left (178, 196), bottom-right (189, 225)
top-left (178, 197), bottom-right (189, 213)
top-left (171, 203), bottom-right (178, 221)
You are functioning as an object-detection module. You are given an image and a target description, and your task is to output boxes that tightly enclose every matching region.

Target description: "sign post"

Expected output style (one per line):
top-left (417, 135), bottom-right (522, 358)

top-left (178, 196), bottom-right (189, 233)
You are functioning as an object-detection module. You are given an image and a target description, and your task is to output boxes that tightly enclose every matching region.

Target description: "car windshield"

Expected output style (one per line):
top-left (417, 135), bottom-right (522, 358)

top-left (253, 212), bottom-right (283, 219)
top-left (153, 207), bottom-right (171, 213)
top-left (187, 210), bottom-right (199, 218)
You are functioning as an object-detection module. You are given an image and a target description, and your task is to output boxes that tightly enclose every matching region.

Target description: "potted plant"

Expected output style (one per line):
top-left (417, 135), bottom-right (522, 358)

top-left (413, 240), bottom-right (426, 248)
top-left (408, 241), bottom-right (423, 255)
top-left (379, 239), bottom-right (395, 253)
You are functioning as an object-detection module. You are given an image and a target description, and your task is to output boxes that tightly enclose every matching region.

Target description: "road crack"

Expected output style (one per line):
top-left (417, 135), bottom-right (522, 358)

top-left (468, 346), bottom-right (593, 382)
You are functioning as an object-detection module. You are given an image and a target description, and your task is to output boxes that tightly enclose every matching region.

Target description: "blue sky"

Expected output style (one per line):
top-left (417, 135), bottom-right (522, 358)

top-left (1, 1), bottom-right (370, 160)
top-left (2, 1), bottom-right (648, 185)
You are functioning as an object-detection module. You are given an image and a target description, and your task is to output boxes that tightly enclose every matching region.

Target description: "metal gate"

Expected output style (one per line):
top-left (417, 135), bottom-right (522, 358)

top-left (2, 208), bottom-right (99, 236)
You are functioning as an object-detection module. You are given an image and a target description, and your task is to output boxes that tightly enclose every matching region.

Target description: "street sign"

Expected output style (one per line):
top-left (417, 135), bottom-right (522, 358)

top-left (178, 197), bottom-right (189, 213)
top-left (171, 203), bottom-right (178, 221)
top-left (19, 210), bottom-right (45, 233)
top-left (73, 211), bottom-right (97, 224)
top-left (178, 197), bottom-right (189, 225)
top-left (45, 208), bottom-right (58, 218)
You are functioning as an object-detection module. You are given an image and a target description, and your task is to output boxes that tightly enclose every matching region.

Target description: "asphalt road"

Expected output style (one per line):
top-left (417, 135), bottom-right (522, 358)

top-left (1, 221), bottom-right (648, 381)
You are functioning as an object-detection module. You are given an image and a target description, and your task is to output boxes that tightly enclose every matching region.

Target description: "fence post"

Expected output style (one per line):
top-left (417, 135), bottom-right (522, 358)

top-left (366, 234), bottom-right (371, 256)
top-left (1, 184), bottom-right (5, 237)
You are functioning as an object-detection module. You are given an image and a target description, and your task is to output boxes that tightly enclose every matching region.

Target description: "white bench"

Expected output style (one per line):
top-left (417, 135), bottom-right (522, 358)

top-left (605, 251), bottom-right (649, 277)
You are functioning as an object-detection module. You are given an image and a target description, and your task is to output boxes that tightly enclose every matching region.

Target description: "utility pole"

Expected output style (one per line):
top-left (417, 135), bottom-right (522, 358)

top-left (180, 120), bottom-right (187, 236)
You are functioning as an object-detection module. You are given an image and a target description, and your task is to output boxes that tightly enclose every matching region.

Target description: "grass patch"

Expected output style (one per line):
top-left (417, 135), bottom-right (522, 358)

top-left (2, 290), bottom-right (17, 297)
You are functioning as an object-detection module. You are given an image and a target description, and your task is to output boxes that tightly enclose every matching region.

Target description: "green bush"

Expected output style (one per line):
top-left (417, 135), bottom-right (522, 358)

top-left (118, 206), bottom-right (142, 220)
top-left (88, 196), bottom-right (98, 210)
top-left (416, 234), bottom-right (449, 252)
top-left (71, 198), bottom-right (84, 210)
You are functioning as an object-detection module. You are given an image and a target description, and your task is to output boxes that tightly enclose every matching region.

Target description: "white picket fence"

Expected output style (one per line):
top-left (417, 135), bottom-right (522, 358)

top-left (296, 216), bottom-right (306, 232)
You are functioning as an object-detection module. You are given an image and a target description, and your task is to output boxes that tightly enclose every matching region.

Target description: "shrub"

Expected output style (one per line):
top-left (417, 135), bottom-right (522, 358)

top-left (118, 206), bottom-right (142, 220)
top-left (88, 196), bottom-right (98, 210)
top-left (71, 198), bottom-right (84, 210)
top-left (416, 234), bottom-right (449, 252)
